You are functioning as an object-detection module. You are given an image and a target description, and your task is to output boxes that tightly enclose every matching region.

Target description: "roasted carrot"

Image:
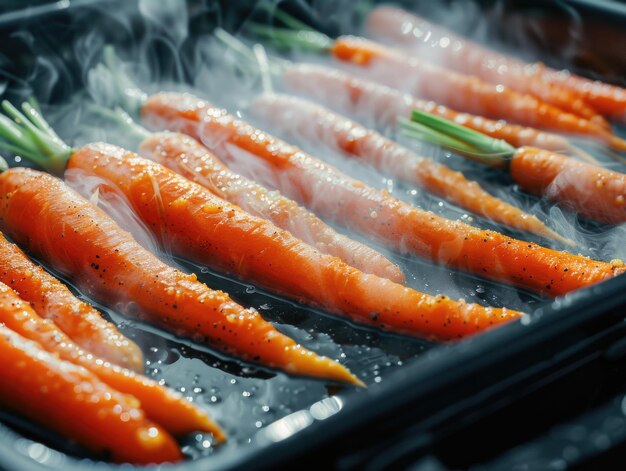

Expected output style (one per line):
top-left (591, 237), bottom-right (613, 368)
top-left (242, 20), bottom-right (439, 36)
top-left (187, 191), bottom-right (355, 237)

top-left (249, 93), bottom-right (568, 243)
top-left (366, 5), bottom-right (626, 122)
top-left (0, 232), bottom-right (143, 371)
top-left (0, 269), bottom-right (224, 439)
top-left (251, 25), bottom-right (626, 151)
top-left (0, 166), bottom-right (361, 385)
top-left (135, 131), bottom-right (404, 283)
top-left (510, 147), bottom-right (626, 224)
top-left (281, 63), bottom-right (571, 152)
top-left (365, 5), bottom-right (610, 128)
top-left (141, 92), bottom-right (624, 296)
top-left (0, 322), bottom-right (181, 464)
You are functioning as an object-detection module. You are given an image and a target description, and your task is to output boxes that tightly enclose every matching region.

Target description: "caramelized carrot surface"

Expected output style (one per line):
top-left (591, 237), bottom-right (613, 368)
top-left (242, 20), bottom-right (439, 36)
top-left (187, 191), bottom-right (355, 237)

top-left (282, 64), bottom-right (571, 152)
top-left (141, 92), bottom-right (624, 296)
top-left (0, 321), bottom-right (181, 464)
top-left (511, 147), bottom-right (626, 224)
top-left (330, 36), bottom-right (626, 151)
top-left (250, 93), bottom-right (565, 242)
top-left (0, 167), bottom-right (360, 385)
top-left (68, 142), bottom-right (520, 340)
top-left (139, 131), bottom-right (404, 283)
top-left (366, 6), bottom-right (609, 127)
top-left (0, 232), bottom-right (143, 371)
top-left (0, 267), bottom-right (223, 439)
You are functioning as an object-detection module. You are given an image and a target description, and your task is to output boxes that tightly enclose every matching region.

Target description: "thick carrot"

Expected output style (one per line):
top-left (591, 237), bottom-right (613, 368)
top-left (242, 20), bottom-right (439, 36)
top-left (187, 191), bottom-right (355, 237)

top-left (0, 270), bottom-right (224, 439)
top-left (281, 64), bottom-right (571, 152)
top-left (510, 147), bottom-right (626, 224)
top-left (0, 232), bottom-right (143, 371)
top-left (366, 6), bottom-right (626, 122)
top-left (0, 168), bottom-right (361, 384)
top-left (0, 322), bottom-right (181, 464)
top-left (141, 92), bottom-right (624, 296)
top-left (67, 142), bottom-right (519, 340)
top-left (138, 131), bottom-right (404, 283)
top-left (249, 93), bottom-right (568, 243)
top-left (329, 35), bottom-right (626, 151)
top-left (365, 6), bottom-right (610, 128)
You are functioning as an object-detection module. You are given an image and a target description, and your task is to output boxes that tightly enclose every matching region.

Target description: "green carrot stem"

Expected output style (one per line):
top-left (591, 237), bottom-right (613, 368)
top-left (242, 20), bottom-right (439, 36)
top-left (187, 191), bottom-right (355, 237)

top-left (246, 23), bottom-right (333, 52)
top-left (88, 105), bottom-right (152, 148)
top-left (102, 46), bottom-right (147, 117)
top-left (259, 4), bottom-right (316, 32)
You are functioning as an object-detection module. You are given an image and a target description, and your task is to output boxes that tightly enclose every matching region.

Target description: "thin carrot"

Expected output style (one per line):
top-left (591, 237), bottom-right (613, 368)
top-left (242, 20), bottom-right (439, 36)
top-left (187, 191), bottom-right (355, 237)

top-left (365, 5), bottom-right (610, 128)
top-left (0, 232), bottom-right (143, 371)
top-left (249, 93), bottom-right (569, 243)
top-left (141, 92), bottom-right (624, 296)
top-left (0, 166), bottom-right (361, 385)
top-left (0, 268), bottom-right (224, 439)
top-left (365, 5), bottom-right (626, 122)
top-left (0, 322), bottom-right (181, 464)
top-left (281, 63), bottom-right (571, 152)
top-left (250, 25), bottom-right (626, 151)
top-left (135, 130), bottom-right (404, 283)
top-left (510, 147), bottom-right (626, 224)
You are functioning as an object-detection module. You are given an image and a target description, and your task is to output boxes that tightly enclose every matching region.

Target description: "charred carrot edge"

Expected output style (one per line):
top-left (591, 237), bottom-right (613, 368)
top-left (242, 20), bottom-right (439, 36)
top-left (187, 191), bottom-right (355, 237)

top-left (0, 321), bottom-right (182, 464)
top-left (0, 101), bottom-right (362, 386)
top-left (364, 6), bottom-right (610, 129)
top-left (365, 5), bottom-right (626, 123)
top-left (141, 92), bottom-right (624, 297)
top-left (406, 108), bottom-right (626, 225)
top-left (247, 24), bottom-right (626, 152)
top-left (280, 63), bottom-right (572, 153)
top-left (0, 232), bottom-right (143, 371)
top-left (249, 93), bottom-right (569, 243)
top-left (0, 259), bottom-right (225, 439)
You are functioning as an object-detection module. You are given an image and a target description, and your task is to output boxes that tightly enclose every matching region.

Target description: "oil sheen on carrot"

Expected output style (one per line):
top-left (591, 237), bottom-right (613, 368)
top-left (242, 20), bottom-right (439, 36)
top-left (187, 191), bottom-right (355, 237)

top-left (140, 92), bottom-right (625, 296)
top-left (0, 167), bottom-right (361, 385)
top-left (0, 322), bottom-right (181, 464)
top-left (0, 232), bottom-right (143, 371)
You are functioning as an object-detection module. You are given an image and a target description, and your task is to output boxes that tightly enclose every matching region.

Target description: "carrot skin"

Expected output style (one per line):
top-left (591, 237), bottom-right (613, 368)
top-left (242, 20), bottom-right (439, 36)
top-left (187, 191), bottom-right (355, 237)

top-left (0, 167), bottom-right (361, 385)
top-left (365, 6), bottom-right (609, 128)
top-left (141, 92), bottom-right (624, 296)
top-left (282, 64), bottom-right (571, 152)
top-left (0, 233), bottom-right (143, 371)
top-left (0, 263), bottom-right (224, 439)
top-left (249, 93), bottom-right (565, 242)
top-left (329, 36), bottom-right (626, 151)
top-left (510, 147), bottom-right (626, 224)
top-left (138, 131), bottom-right (404, 283)
top-left (68, 142), bottom-right (519, 341)
top-left (0, 322), bottom-right (181, 464)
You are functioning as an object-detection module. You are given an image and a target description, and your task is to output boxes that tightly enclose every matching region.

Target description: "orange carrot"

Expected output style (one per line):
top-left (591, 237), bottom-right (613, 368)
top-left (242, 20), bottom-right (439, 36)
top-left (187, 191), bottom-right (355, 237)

top-left (138, 131), bottom-right (404, 283)
top-left (0, 271), bottom-right (224, 439)
top-left (68, 142), bottom-right (519, 340)
top-left (328, 35), bottom-right (626, 151)
top-left (0, 232), bottom-right (143, 371)
top-left (365, 6), bottom-right (610, 128)
top-left (0, 167), bottom-right (361, 384)
top-left (366, 5), bottom-right (626, 122)
top-left (510, 147), bottom-right (626, 224)
top-left (249, 93), bottom-right (568, 242)
top-left (141, 92), bottom-right (624, 296)
top-left (0, 322), bottom-right (181, 464)
top-left (282, 64), bottom-right (571, 152)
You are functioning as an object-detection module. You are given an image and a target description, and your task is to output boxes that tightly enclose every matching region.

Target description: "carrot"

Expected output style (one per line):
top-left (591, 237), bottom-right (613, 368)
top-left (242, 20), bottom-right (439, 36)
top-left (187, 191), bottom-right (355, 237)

top-left (0, 166), bottom-right (361, 385)
top-left (0, 268), bottom-right (224, 439)
top-left (365, 5), bottom-right (610, 128)
top-left (249, 93), bottom-right (569, 243)
top-left (141, 92), bottom-right (624, 296)
top-left (0, 322), bottom-right (181, 464)
top-left (281, 63), bottom-right (571, 152)
top-left (366, 5), bottom-right (626, 122)
top-left (0, 232), bottom-right (143, 371)
top-left (136, 131), bottom-right (404, 283)
top-left (510, 147), bottom-right (626, 224)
